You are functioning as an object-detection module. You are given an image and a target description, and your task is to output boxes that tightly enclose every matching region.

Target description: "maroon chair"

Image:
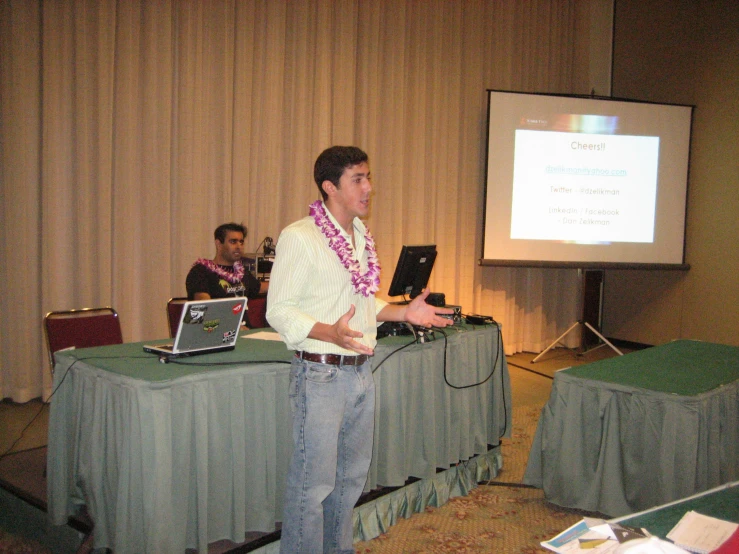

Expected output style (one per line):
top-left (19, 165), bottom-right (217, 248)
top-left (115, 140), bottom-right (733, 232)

top-left (167, 297), bottom-right (188, 338)
top-left (44, 307), bottom-right (123, 374)
top-left (245, 294), bottom-right (268, 329)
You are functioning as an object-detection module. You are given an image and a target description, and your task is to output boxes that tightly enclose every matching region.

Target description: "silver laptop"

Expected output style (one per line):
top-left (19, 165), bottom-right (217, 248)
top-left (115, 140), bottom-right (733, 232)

top-left (144, 297), bottom-right (247, 358)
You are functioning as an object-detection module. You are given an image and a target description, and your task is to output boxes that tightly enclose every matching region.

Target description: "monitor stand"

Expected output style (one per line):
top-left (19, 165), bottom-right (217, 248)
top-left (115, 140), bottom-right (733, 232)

top-left (389, 290), bottom-right (444, 307)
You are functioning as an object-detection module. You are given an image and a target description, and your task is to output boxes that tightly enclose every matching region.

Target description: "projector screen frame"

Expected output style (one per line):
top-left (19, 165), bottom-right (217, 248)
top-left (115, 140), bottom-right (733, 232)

top-left (480, 89), bottom-right (693, 271)
top-left (478, 259), bottom-right (690, 270)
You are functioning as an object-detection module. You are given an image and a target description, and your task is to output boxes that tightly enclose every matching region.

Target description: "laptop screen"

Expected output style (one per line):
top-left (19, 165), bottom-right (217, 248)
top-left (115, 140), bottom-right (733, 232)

top-left (173, 297), bottom-right (247, 352)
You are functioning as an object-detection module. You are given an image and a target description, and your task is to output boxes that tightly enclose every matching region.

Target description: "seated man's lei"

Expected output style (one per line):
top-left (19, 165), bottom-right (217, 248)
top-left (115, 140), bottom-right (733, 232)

top-left (194, 258), bottom-right (245, 285)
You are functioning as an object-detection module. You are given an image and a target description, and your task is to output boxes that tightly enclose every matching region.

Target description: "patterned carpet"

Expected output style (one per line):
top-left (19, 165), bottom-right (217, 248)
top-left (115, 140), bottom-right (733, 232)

top-left (354, 404), bottom-right (603, 554)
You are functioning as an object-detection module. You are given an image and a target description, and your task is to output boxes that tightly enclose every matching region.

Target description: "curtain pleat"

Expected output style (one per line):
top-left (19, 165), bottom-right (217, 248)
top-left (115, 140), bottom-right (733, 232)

top-left (0, 0), bottom-right (605, 401)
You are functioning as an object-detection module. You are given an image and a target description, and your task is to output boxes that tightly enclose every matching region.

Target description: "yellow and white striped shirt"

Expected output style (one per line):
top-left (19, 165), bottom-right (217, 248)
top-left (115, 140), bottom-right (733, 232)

top-left (266, 203), bottom-right (387, 355)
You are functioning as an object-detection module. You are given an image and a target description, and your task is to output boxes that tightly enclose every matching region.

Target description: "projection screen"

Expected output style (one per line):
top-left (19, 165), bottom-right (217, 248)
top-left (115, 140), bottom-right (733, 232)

top-left (481, 90), bottom-right (693, 269)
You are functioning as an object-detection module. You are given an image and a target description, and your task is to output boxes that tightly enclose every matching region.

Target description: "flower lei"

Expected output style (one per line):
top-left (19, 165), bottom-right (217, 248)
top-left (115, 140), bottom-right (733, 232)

top-left (194, 258), bottom-right (245, 285)
top-left (310, 200), bottom-right (381, 297)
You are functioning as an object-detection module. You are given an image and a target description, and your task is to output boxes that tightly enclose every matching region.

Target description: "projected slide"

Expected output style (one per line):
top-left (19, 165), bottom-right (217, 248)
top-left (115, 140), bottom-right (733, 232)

top-left (482, 90), bottom-right (692, 267)
top-left (510, 130), bottom-right (659, 243)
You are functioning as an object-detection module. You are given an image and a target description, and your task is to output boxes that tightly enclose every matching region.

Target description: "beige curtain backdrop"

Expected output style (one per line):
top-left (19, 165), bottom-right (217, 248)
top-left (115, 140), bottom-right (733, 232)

top-left (0, 0), bottom-right (607, 402)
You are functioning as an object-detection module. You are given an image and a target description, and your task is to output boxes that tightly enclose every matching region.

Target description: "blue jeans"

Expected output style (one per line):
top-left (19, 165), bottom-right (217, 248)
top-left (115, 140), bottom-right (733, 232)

top-left (279, 356), bottom-right (375, 554)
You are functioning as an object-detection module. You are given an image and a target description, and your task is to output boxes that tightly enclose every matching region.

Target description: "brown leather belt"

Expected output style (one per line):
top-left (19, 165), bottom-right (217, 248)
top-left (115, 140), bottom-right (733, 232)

top-left (296, 351), bottom-right (370, 366)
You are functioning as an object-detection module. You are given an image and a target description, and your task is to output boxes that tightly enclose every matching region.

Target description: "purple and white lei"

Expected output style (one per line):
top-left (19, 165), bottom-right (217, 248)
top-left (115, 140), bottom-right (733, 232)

top-left (310, 200), bottom-right (380, 297)
top-left (194, 258), bottom-right (245, 284)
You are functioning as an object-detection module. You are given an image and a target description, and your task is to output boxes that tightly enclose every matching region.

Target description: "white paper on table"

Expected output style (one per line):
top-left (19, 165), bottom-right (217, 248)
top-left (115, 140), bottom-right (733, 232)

top-left (541, 518), bottom-right (618, 553)
top-left (591, 522), bottom-right (619, 540)
top-left (666, 511), bottom-right (738, 554)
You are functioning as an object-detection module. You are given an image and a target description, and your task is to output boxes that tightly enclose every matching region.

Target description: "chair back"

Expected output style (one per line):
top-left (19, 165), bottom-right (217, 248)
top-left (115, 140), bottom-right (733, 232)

top-left (167, 297), bottom-right (189, 338)
top-left (44, 307), bottom-right (123, 373)
top-left (245, 294), bottom-right (268, 329)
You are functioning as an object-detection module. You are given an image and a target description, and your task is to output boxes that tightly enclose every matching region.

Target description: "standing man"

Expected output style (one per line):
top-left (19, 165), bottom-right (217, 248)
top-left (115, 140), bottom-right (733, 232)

top-left (186, 222), bottom-right (268, 300)
top-left (266, 146), bottom-right (452, 553)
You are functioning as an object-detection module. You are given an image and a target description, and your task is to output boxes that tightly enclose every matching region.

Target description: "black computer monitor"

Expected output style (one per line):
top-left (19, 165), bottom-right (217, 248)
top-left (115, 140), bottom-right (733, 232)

top-left (387, 244), bottom-right (437, 299)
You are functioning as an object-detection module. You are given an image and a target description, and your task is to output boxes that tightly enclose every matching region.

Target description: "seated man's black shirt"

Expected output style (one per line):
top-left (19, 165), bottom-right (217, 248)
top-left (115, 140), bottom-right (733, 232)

top-left (186, 262), bottom-right (261, 300)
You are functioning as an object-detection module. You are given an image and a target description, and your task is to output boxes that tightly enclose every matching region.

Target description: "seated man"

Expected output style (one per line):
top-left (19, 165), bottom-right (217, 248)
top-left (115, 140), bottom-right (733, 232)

top-left (186, 222), bottom-right (268, 301)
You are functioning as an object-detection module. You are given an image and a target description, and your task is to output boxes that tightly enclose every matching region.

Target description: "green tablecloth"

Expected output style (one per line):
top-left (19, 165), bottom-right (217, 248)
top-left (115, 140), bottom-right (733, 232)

top-left (563, 339), bottom-right (739, 396)
top-left (47, 324), bottom-right (510, 553)
top-left (523, 340), bottom-right (739, 517)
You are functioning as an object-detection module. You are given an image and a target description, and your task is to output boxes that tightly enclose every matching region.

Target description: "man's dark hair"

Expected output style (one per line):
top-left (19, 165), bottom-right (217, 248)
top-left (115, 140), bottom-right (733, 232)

top-left (214, 222), bottom-right (247, 243)
top-left (313, 146), bottom-right (369, 201)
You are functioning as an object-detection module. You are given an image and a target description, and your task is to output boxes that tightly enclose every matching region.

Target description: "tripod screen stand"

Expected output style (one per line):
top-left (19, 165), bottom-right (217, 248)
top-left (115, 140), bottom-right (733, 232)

top-left (532, 269), bottom-right (623, 363)
top-left (532, 320), bottom-right (623, 363)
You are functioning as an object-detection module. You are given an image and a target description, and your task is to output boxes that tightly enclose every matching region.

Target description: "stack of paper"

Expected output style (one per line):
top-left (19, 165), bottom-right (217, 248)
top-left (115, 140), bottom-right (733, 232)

top-left (666, 511), bottom-right (739, 554)
top-left (541, 518), bottom-right (650, 553)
